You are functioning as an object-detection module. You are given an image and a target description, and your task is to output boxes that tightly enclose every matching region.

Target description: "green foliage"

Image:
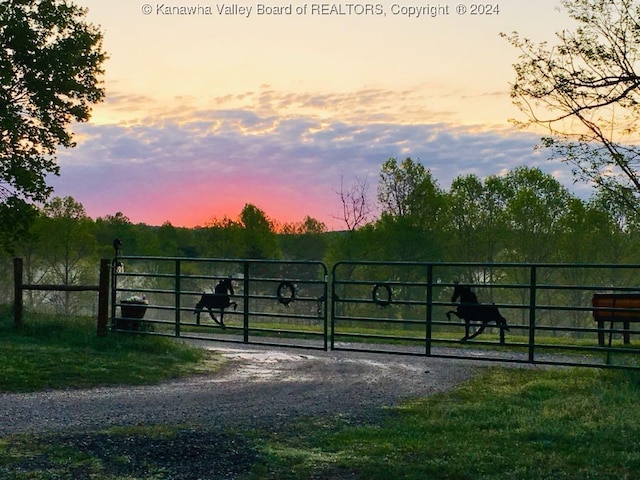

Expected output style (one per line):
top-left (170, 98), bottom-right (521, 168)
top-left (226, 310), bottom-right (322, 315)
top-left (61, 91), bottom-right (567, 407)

top-left (279, 216), bottom-right (328, 260)
top-left (328, 162), bottom-right (638, 265)
top-left (240, 203), bottom-right (281, 259)
top-left (0, 0), bottom-right (106, 251)
top-left (503, 0), bottom-right (640, 217)
top-left (252, 368), bottom-right (640, 479)
top-left (0, 197), bottom-right (38, 255)
top-left (447, 174), bottom-right (500, 263)
top-left (202, 203), bottom-right (282, 259)
top-left (378, 157), bottom-right (446, 225)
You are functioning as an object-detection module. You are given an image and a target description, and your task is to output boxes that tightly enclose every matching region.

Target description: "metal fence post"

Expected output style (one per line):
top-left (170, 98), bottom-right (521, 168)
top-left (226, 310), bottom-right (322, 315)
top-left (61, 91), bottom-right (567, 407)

top-left (243, 262), bottom-right (250, 343)
top-left (323, 269), bottom-right (329, 351)
top-left (330, 263), bottom-right (339, 351)
top-left (175, 259), bottom-right (181, 337)
top-left (528, 265), bottom-right (537, 363)
top-left (13, 258), bottom-right (23, 327)
top-left (425, 264), bottom-right (434, 356)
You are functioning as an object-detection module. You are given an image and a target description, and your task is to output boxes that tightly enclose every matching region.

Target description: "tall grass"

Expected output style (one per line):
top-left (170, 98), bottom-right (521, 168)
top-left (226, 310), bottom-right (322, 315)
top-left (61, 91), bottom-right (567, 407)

top-left (0, 305), bottom-right (214, 392)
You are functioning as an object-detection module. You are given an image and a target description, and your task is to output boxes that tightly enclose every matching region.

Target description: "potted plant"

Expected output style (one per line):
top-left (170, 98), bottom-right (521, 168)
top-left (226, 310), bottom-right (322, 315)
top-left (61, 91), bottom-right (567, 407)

top-left (118, 294), bottom-right (149, 330)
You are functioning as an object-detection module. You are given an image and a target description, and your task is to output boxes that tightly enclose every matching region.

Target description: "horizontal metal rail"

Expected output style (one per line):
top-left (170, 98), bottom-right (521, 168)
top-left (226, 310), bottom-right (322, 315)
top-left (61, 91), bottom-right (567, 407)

top-left (331, 260), bottom-right (640, 370)
top-left (108, 256), bottom-right (640, 369)
top-left (111, 256), bottom-right (329, 351)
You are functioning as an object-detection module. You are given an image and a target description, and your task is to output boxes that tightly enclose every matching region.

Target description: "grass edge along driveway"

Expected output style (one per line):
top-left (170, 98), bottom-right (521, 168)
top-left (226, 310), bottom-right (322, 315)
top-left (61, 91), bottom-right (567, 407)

top-left (2, 311), bottom-right (640, 479)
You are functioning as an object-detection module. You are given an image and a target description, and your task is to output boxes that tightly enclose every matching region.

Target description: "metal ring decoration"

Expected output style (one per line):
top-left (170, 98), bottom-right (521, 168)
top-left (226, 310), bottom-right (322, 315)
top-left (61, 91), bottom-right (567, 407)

top-left (277, 281), bottom-right (296, 307)
top-left (372, 283), bottom-right (392, 307)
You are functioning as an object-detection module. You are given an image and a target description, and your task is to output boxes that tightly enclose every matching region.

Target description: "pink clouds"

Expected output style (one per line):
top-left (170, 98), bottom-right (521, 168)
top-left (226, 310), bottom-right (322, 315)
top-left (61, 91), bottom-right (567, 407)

top-left (49, 87), bottom-right (586, 229)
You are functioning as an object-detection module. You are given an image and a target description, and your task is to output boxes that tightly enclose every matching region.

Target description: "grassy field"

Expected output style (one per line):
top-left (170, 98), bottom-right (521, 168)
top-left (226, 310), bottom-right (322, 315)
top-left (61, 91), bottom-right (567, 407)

top-left (249, 367), bottom-right (640, 479)
top-left (0, 305), bottom-right (218, 392)
top-left (2, 306), bottom-right (640, 479)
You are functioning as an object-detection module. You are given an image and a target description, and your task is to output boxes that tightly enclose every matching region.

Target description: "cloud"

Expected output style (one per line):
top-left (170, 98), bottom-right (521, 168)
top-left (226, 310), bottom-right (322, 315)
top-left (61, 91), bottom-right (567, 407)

top-left (50, 87), bottom-right (585, 229)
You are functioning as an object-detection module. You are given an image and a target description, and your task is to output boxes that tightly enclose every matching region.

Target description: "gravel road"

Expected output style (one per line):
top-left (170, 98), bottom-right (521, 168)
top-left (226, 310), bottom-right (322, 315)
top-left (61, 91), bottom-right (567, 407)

top-left (0, 343), bottom-right (476, 435)
top-left (0, 343), bottom-right (479, 479)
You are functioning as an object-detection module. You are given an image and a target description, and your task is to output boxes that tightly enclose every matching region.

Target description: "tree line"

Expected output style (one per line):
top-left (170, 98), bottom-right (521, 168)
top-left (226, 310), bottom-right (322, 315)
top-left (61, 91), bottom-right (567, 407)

top-left (3, 158), bottom-right (640, 284)
top-left (3, 1), bottom-right (640, 315)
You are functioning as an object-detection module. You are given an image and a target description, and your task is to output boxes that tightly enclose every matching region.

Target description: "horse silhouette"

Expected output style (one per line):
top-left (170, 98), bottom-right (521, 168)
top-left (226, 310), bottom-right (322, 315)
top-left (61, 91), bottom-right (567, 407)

top-left (446, 283), bottom-right (509, 344)
top-left (194, 278), bottom-right (237, 327)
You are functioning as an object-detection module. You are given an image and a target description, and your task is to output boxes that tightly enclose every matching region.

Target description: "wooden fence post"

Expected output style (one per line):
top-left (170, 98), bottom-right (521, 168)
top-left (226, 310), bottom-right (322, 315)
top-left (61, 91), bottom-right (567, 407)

top-left (97, 259), bottom-right (110, 337)
top-left (13, 258), bottom-right (23, 327)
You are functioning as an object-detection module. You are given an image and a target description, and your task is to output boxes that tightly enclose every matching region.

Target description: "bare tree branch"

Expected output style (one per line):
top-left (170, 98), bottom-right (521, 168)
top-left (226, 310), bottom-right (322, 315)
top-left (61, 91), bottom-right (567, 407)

top-left (333, 175), bottom-right (373, 231)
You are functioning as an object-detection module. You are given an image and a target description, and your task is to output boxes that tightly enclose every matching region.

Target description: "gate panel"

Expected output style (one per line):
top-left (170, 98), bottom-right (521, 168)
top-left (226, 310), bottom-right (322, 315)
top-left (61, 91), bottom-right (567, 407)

top-left (111, 256), bottom-right (640, 369)
top-left (112, 256), bottom-right (328, 350)
top-left (331, 261), bottom-right (433, 355)
top-left (331, 260), bottom-right (640, 370)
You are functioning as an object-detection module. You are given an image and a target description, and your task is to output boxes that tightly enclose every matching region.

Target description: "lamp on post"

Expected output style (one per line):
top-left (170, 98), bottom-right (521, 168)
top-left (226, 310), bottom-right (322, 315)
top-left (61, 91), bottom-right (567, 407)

top-left (113, 238), bottom-right (124, 273)
top-left (111, 238), bottom-right (123, 329)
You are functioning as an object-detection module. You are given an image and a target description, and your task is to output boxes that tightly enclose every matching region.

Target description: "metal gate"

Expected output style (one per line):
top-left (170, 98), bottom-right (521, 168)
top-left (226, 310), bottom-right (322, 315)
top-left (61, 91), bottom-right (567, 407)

top-left (112, 256), bottom-right (328, 350)
top-left (112, 256), bottom-right (640, 369)
top-left (331, 260), bottom-right (640, 370)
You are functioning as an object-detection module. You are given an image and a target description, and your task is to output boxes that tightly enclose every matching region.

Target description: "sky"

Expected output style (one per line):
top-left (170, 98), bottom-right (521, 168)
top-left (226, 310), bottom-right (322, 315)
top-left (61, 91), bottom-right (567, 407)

top-left (49, 0), bottom-right (582, 230)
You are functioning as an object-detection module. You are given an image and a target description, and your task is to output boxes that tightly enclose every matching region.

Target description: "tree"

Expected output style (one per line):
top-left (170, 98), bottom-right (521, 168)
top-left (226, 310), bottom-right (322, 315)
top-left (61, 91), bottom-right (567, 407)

top-left (279, 216), bottom-right (327, 260)
top-left (503, 0), bottom-right (640, 213)
top-left (378, 158), bottom-right (427, 216)
top-left (239, 204), bottom-right (280, 259)
top-left (447, 174), bottom-right (495, 262)
top-left (334, 175), bottom-right (374, 231)
top-left (95, 212), bottom-right (136, 257)
top-left (0, 196), bottom-right (37, 254)
top-left (556, 197), bottom-right (624, 263)
top-left (378, 157), bottom-right (419, 217)
top-left (280, 216), bottom-right (327, 235)
top-left (374, 158), bottom-right (446, 261)
top-left (0, 0), bottom-right (106, 248)
top-left (39, 196), bottom-right (97, 314)
top-left (377, 157), bottom-right (446, 228)
top-left (492, 167), bottom-right (572, 263)
top-left (204, 215), bottom-right (244, 258)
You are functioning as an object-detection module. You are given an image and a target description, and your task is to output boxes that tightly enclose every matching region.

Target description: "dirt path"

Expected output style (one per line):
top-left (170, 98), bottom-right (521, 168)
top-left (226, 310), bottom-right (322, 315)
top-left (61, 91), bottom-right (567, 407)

top-left (0, 343), bottom-right (477, 435)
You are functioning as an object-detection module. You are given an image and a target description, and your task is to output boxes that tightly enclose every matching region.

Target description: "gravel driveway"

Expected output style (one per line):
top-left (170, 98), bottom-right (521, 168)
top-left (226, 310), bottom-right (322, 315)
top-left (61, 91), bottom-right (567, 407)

top-left (0, 342), bottom-right (476, 435)
top-left (0, 343), bottom-right (479, 479)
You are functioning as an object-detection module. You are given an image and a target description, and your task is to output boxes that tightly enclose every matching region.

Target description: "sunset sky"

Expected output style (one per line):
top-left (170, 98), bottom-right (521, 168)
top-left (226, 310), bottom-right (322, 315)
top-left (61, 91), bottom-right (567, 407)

top-left (50, 0), bottom-right (579, 229)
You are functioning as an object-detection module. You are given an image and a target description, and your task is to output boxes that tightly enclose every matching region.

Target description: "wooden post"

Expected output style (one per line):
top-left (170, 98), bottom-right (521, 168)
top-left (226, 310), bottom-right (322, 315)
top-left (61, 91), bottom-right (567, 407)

top-left (97, 259), bottom-right (110, 337)
top-left (13, 258), bottom-right (23, 327)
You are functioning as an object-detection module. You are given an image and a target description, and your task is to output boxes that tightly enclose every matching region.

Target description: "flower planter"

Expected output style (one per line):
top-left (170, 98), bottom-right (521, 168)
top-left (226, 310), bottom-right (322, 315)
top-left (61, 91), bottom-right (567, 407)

top-left (117, 298), bottom-right (150, 331)
top-left (121, 301), bottom-right (147, 319)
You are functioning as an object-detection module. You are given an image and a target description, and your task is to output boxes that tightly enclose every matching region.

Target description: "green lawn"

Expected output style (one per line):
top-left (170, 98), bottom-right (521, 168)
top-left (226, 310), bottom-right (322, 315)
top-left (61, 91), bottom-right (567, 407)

top-left (0, 305), bottom-right (218, 392)
top-left (250, 367), bottom-right (640, 479)
top-left (2, 305), bottom-right (640, 479)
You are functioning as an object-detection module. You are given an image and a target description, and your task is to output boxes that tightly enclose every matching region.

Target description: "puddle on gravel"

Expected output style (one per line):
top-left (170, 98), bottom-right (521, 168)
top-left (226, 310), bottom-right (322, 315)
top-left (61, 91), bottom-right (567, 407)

top-left (212, 348), bottom-right (319, 382)
top-left (216, 348), bottom-right (313, 362)
top-left (205, 347), bottom-right (427, 383)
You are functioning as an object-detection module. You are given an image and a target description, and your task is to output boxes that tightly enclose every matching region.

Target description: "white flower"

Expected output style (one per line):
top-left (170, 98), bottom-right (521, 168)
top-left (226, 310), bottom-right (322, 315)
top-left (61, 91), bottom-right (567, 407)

top-left (122, 294), bottom-right (148, 304)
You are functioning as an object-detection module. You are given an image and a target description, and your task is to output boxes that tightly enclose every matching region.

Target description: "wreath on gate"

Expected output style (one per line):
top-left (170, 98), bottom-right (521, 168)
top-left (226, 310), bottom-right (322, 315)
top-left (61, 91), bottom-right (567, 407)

top-left (372, 283), bottom-right (392, 308)
top-left (277, 281), bottom-right (296, 307)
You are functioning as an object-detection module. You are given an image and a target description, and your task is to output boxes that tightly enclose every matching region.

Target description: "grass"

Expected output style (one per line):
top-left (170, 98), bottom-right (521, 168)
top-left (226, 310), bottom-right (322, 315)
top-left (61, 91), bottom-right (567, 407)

top-left (3, 304), bottom-right (640, 478)
top-left (248, 367), bottom-right (640, 479)
top-left (0, 304), bottom-right (219, 392)
top-left (5, 369), bottom-right (640, 479)
top-left (0, 425), bottom-right (258, 479)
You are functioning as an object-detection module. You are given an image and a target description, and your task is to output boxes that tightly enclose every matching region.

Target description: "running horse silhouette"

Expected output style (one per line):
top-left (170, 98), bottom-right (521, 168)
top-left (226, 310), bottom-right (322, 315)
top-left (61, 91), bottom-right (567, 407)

top-left (194, 278), bottom-right (238, 327)
top-left (446, 283), bottom-right (510, 344)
